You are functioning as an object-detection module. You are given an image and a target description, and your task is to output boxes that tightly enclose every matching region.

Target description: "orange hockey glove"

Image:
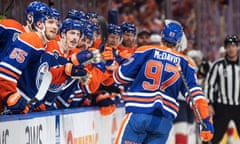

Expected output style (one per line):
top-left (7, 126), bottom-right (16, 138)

top-left (4, 92), bottom-right (29, 114)
top-left (193, 99), bottom-right (214, 142)
top-left (102, 47), bottom-right (114, 61)
top-left (93, 93), bottom-right (116, 116)
top-left (199, 116), bottom-right (214, 142)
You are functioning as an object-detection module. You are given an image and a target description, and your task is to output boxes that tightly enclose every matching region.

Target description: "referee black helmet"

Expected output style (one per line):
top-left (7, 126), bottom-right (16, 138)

top-left (224, 34), bottom-right (239, 47)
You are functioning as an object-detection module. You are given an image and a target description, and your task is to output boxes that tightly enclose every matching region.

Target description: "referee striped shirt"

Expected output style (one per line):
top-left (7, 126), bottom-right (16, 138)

top-left (205, 57), bottom-right (240, 105)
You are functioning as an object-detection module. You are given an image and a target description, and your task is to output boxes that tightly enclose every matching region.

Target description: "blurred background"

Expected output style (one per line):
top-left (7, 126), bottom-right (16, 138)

top-left (0, 0), bottom-right (239, 61)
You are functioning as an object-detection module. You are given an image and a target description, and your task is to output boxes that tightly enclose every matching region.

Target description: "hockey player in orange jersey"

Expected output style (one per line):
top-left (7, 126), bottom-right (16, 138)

top-left (117, 22), bottom-right (137, 59)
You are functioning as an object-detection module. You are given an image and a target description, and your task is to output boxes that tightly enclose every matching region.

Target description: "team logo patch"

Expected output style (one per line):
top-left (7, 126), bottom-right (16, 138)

top-left (36, 62), bottom-right (49, 89)
top-left (86, 53), bottom-right (92, 58)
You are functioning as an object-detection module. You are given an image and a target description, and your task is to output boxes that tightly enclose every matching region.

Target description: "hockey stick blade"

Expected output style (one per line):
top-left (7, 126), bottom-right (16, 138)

top-left (28, 71), bottom-right (52, 105)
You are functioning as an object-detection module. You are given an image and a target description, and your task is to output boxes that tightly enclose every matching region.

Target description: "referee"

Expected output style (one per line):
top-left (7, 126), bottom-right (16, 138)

top-left (204, 34), bottom-right (240, 143)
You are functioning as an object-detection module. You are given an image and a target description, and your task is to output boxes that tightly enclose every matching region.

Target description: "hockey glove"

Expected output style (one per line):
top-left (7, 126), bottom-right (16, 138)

top-left (4, 92), bottom-right (29, 114)
top-left (65, 63), bottom-right (92, 84)
top-left (93, 93), bottom-right (116, 116)
top-left (65, 63), bottom-right (88, 78)
top-left (71, 49), bottom-right (102, 66)
top-left (199, 116), bottom-right (214, 142)
top-left (102, 47), bottom-right (114, 61)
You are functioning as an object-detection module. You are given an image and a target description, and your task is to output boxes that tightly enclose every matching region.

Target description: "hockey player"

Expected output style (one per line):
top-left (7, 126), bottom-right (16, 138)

top-left (0, 3), bottom-right (60, 114)
top-left (117, 22), bottom-right (137, 59)
top-left (113, 22), bottom-right (214, 143)
top-left (0, 1), bottom-right (47, 60)
top-left (35, 18), bottom-right (88, 110)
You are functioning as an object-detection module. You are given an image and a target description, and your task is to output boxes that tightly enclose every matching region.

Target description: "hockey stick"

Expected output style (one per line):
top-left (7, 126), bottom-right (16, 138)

top-left (177, 64), bottom-right (212, 144)
top-left (27, 71), bottom-right (52, 106)
top-left (178, 64), bottom-right (213, 144)
top-left (177, 64), bottom-right (206, 127)
top-left (97, 15), bottom-right (108, 52)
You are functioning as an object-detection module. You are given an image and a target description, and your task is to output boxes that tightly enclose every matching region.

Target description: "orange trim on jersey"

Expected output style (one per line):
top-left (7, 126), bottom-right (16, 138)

top-left (114, 71), bottom-right (129, 84)
top-left (0, 67), bottom-right (20, 79)
top-left (114, 113), bottom-right (131, 144)
top-left (191, 91), bottom-right (204, 97)
top-left (71, 53), bottom-right (80, 65)
top-left (185, 91), bottom-right (204, 103)
top-left (0, 19), bottom-right (25, 33)
top-left (19, 32), bottom-right (44, 50)
top-left (163, 100), bottom-right (179, 112)
top-left (124, 95), bottom-right (179, 112)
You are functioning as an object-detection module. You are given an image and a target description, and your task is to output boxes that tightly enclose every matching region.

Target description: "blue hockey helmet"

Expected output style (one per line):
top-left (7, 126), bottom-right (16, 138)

top-left (49, 8), bottom-right (61, 21)
top-left (83, 27), bottom-right (94, 40)
top-left (161, 22), bottom-right (183, 45)
top-left (121, 22), bottom-right (136, 35)
top-left (32, 4), bottom-right (51, 24)
top-left (108, 24), bottom-right (122, 36)
top-left (25, 1), bottom-right (48, 19)
top-left (85, 21), bottom-right (99, 33)
top-left (86, 11), bottom-right (98, 19)
top-left (59, 18), bottom-right (84, 34)
top-left (66, 9), bottom-right (86, 21)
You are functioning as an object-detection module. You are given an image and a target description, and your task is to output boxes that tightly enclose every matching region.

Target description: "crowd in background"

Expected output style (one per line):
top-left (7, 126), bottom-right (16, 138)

top-left (1, 0), bottom-right (240, 61)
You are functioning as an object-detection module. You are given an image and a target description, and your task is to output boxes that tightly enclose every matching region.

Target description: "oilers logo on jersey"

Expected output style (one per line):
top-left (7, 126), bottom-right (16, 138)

top-left (36, 62), bottom-right (50, 90)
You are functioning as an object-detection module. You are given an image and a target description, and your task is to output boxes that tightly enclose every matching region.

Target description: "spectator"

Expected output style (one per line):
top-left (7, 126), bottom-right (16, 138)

top-left (136, 28), bottom-right (151, 47)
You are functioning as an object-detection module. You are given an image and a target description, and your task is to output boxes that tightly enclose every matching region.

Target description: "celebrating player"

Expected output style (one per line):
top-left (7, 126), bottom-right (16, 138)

top-left (113, 22), bottom-right (214, 143)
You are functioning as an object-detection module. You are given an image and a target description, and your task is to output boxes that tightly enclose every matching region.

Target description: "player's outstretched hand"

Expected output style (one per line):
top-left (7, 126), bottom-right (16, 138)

top-left (71, 49), bottom-right (102, 66)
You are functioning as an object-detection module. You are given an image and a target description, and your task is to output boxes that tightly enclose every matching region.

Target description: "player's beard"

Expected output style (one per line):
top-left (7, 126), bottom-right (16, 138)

top-left (46, 31), bottom-right (57, 40)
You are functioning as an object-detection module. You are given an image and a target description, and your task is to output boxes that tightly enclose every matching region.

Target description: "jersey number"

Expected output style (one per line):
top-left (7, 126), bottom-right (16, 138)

top-left (143, 60), bottom-right (180, 91)
top-left (9, 48), bottom-right (28, 63)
